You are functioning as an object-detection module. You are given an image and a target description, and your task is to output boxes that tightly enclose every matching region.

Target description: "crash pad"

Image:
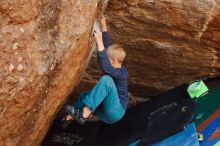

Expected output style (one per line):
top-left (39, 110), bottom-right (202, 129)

top-left (193, 85), bottom-right (220, 127)
top-left (192, 84), bottom-right (220, 146)
top-left (199, 116), bottom-right (220, 146)
top-left (42, 84), bottom-right (196, 146)
top-left (131, 85), bottom-right (220, 146)
top-left (42, 78), bottom-right (220, 146)
top-left (152, 123), bottom-right (199, 146)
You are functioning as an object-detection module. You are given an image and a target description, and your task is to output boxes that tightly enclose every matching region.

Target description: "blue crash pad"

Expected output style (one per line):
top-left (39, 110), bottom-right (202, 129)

top-left (200, 116), bottom-right (220, 146)
top-left (129, 123), bottom-right (199, 146)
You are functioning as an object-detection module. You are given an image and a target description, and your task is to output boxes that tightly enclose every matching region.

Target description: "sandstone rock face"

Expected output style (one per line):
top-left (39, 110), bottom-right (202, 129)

top-left (85, 0), bottom-right (220, 98)
top-left (0, 0), bottom-right (108, 146)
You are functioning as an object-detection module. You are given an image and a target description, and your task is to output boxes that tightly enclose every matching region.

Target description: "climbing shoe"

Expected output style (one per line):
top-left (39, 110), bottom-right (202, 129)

top-left (66, 105), bottom-right (86, 125)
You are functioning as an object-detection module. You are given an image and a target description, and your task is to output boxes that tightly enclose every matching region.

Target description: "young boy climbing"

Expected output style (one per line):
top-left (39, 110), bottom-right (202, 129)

top-left (63, 15), bottom-right (128, 125)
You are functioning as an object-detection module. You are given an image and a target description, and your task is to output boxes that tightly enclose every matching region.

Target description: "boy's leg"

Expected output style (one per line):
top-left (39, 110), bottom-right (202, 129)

top-left (82, 75), bottom-right (118, 112)
top-left (83, 75), bottom-right (125, 124)
top-left (74, 91), bottom-right (89, 109)
top-left (66, 75), bottom-right (125, 125)
top-left (93, 84), bottom-right (125, 124)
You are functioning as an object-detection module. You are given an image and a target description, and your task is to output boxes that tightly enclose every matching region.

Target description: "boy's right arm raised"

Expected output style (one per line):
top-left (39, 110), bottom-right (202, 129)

top-left (93, 27), bottom-right (125, 79)
top-left (101, 15), bottom-right (111, 48)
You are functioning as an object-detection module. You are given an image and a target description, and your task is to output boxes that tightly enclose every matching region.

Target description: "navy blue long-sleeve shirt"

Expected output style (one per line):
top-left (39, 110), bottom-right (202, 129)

top-left (97, 32), bottom-right (129, 109)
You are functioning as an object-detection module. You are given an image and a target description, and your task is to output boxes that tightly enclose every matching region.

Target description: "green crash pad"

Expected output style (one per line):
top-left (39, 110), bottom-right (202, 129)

top-left (187, 80), bottom-right (209, 99)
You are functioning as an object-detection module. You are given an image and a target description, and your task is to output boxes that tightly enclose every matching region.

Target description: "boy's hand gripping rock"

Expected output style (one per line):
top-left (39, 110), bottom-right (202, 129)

top-left (93, 25), bottom-right (104, 52)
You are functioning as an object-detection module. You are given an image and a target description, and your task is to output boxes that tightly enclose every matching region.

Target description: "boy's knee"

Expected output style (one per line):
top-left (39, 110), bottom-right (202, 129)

top-left (100, 75), bottom-right (114, 84)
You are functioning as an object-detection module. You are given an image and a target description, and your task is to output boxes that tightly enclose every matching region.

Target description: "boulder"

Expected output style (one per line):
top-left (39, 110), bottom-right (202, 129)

top-left (0, 0), bottom-right (108, 146)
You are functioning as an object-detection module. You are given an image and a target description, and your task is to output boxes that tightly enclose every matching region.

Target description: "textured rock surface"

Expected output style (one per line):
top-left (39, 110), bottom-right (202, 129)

top-left (85, 0), bottom-right (220, 97)
top-left (0, 0), bottom-right (108, 146)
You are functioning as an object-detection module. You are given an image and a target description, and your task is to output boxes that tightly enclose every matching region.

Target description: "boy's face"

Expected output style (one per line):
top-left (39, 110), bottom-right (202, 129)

top-left (109, 56), bottom-right (121, 68)
top-left (109, 57), bottom-right (114, 65)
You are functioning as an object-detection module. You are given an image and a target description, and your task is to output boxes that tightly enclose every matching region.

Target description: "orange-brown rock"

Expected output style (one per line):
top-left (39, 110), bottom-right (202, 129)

top-left (85, 0), bottom-right (220, 97)
top-left (0, 0), bottom-right (108, 146)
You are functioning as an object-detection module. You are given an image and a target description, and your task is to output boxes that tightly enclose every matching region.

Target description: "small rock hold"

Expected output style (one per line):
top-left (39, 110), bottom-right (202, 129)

top-left (0, 107), bottom-right (6, 118)
top-left (19, 77), bottom-right (25, 82)
top-left (50, 64), bottom-right (55, 70)
top-left (12, 43), bottom-right (18, 50)
top-left (20, 28), bottom-right (24, 33)
top-left (9, 64), bottom-right (15, 72)
top-left (17, 64), bottom-right (23, 71)
top-left (18, 56), bottom-right (23, 62)
top-left (54, 26), bottom-right (58, 30)
top-left (60, 40), bottom-right (65, 44)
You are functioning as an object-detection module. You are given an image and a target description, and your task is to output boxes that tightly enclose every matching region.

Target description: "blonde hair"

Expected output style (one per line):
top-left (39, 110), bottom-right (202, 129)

top-left (106, 44), bottom-right (126, 63)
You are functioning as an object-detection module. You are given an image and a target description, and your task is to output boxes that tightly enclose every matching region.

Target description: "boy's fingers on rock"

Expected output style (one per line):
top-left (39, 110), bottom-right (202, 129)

top-left (97, 28), bottom-right (101, 32)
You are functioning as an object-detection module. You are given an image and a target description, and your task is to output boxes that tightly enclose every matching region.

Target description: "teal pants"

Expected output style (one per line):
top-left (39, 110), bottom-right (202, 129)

top-left (74, 75), bottom-right (125, 124)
